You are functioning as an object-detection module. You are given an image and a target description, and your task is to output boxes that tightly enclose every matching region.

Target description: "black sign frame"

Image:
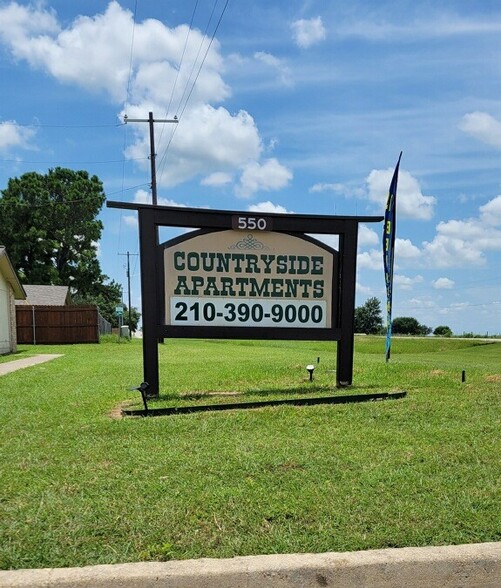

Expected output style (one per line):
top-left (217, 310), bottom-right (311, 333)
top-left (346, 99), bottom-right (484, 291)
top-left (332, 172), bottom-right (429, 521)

top-left (107, 201), bottom-right (383, 395)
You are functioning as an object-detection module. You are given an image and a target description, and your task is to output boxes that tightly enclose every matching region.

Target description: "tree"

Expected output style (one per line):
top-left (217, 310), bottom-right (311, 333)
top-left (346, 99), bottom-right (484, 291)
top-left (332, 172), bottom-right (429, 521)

top-left (392, 316), bottom-right (431, 336)
top-left (354, 297), bottom-right (383, 334)
top-left (72, 278), bottom-right (142, 332)
top-left (0, 168), bottom-right (105, 298)
top-left (434, 325), bottom-right (453, 337)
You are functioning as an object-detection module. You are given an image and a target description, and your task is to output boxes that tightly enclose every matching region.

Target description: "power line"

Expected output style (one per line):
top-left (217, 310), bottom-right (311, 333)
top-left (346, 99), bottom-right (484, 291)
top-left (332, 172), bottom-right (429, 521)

top-left (107, 183), bottom-right (151, 196)
top-left (177, 0), bottom-right (230, 121)
top-left (0, 157), bottom-right (148, 165)
top-left (157, 0), bottom-right (231, 184)
top-left (0, 121), bottom-right (124, 128)
top-left (172, 0), bottom-right (220, 118)
top-left (164, 0), bottom-right (200, 120)
top-left (124, 0), bottom-right (139, 113)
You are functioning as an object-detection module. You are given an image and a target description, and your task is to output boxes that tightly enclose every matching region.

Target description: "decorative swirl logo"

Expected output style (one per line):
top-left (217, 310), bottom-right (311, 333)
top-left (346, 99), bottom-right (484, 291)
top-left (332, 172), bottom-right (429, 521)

top-left (229, 234), bottom-right (269, 250)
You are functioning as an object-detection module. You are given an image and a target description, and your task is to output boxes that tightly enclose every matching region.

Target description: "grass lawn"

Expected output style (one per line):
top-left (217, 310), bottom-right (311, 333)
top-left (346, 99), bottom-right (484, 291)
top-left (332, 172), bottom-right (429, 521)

top-left (0, 336), bottom-right (500, 569)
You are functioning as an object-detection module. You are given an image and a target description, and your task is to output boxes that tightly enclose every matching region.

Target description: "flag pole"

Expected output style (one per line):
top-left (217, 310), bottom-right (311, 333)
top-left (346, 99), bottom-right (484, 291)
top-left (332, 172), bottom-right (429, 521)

top-left (383, 152), bottom-right (402, 362)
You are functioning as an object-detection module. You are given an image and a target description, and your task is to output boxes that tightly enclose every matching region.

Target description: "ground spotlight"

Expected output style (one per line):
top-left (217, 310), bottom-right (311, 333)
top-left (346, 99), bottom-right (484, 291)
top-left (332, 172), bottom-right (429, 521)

top-left (306, 364), bottom-right (315, 382)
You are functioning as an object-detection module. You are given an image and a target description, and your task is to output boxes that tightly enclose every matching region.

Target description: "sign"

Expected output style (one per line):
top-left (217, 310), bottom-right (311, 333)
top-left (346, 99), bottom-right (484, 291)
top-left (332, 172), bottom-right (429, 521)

top-left (115, 305), bottom-right (123, 316)
top-left (163, 230), bottom-right (335, 330)
top-left (106, 199), bottom-right (383, 394)
top-left (231, 215), bottom-right (272, 231)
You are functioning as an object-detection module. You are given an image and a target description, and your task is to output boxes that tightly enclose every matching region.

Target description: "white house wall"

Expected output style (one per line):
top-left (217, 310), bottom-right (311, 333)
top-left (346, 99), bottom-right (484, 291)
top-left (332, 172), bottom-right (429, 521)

top-left (0, 270), bottom-right (12, 354)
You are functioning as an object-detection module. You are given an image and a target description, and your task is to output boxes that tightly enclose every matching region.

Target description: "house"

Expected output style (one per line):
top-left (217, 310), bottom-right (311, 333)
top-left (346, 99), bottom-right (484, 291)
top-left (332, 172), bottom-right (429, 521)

top-left (15, 284), bottom-right (71, 306)
top-left (0, 247), bottom-right (26, 354)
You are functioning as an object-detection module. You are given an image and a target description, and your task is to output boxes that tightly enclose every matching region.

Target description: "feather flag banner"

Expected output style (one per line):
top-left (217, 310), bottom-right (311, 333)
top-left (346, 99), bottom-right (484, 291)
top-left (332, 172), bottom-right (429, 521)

top-left (383, 152), bottom-right (402, 362)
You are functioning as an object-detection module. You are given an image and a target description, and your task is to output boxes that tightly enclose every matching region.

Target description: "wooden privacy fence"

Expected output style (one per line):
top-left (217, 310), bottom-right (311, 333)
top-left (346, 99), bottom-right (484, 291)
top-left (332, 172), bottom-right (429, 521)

top-left (16, 305), bottom-right (100, 344)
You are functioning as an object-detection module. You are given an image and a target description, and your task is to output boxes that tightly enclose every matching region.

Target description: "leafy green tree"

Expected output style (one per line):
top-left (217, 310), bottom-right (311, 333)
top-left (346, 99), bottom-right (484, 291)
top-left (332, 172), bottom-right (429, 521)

top-left (392, 316), bottom-right (431, 336)
top-left (121, 305), bottom-right (141, 333)
top-left (73, 280), bottom-right (141, 332)
top-left (0, 167), bottom-right (105, 297)
top-left (434, 325), bottom-right (453, 337)
top-left (354, 297), bottom-right (384, 334)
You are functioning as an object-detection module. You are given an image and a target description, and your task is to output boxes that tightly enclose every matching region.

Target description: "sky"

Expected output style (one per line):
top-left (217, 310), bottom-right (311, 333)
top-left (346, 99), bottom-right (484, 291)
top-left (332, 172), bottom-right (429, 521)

top-left (1, 0), bottom-right (501, 335)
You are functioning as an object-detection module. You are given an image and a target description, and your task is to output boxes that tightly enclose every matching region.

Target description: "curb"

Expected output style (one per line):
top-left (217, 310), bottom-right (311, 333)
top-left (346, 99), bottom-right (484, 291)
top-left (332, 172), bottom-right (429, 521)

top-left (1, 542), bottom-right (500, 587)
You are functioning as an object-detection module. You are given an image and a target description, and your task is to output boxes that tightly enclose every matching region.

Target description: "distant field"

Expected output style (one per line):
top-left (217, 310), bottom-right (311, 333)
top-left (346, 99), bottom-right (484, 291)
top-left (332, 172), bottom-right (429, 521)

top-left (0, 336), bottom-right (499, 569)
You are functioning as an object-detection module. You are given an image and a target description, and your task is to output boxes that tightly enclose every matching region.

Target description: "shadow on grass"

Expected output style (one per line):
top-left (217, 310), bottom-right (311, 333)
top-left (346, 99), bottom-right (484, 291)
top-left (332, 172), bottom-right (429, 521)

top-left (0, 349), bottom-right (31, 363)
top-left (148, 382), bottom-right (389, 404)
top-left (125, 389), bottom-right (407, 417)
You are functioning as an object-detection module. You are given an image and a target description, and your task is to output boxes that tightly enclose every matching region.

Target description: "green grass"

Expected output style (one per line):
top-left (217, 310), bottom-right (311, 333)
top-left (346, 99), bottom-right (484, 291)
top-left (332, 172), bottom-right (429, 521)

top-left (0, 336), bottom-right (500, 569)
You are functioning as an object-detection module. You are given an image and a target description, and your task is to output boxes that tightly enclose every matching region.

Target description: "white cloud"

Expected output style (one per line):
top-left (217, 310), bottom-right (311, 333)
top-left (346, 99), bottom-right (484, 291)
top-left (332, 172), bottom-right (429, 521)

top-left (291, 17), bottom-right (326, 48)
top-left (0, 121), bottom-right (36, 151)
top-left (358, 224), bottom-right (379, 246)
top-left (420, 212), bottom-right (501, 268)
top-left (332, 14), bottom-right (501, 41)
top-left (356, 281), bottom-right (373, 295)
top-left (0, 2), bottom-right (229, 105)
top-left (309, 182), bottom-right (365, 198)
top-left (123, 214), bottom-right (138, 229)
top-left (422, 233), bottom-right (486, 267)
top-left (126, 105), bottom-right (262, 187)
top-left (480, 195), bottom-right (501, 225)
top-left (247, 201), bottom-right (291, 214)
top-left (311, 234), bottom-right (340, 250)
top-left (375, 193), bottom-right (501, 270)
top-left (394, 274), bottom-right (423, 290)
top-left (309, 182), bottom-right (345, 194)
top-left (236, 158), bottom-right (293, 199)
top-left (395, 238), bottom-right (421, 260)
top-left (357, 249), bottom-right (383, 270)
top-left (133, 188), bottom-right (186, 208)
top-left (359, 236), bottom-right (422, 270)
top-left (201, 172), bottom-right (233, 187)
top-left (459, 112), bottom-right (501, 148)
top-left (433, 277), bottom-right (455, 289)
top-left (0, 2), bottom-right (59, 46)
top-left (366, 167), bottom-right (436, 220)
top-left (133, 189), bottom-right (151, 204)
top-left (254, 51), bottom-right (292, 86)
top-left (0, 2), bottom-right (289, 192)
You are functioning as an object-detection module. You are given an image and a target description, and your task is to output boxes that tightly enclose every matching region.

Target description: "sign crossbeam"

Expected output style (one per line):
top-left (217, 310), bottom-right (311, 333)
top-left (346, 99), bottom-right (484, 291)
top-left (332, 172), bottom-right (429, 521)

top-left (107, 201), bottom-right (381, 234)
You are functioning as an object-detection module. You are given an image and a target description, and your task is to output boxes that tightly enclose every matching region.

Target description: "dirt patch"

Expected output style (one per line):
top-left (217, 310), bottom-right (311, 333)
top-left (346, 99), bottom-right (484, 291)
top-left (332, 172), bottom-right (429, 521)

top-left (485, 374), bottom-right (501, 383)
top-left (108, 400), bottom-right (136, 419)
top-left (430, 370), bottom-right (447, 376)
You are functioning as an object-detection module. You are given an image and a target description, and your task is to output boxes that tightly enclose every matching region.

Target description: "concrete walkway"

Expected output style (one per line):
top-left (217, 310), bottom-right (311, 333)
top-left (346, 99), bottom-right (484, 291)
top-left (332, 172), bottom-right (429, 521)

top-left (0, 354), bottom-right (63, 376)
top-left (1, 542), bottom-right (500, 587)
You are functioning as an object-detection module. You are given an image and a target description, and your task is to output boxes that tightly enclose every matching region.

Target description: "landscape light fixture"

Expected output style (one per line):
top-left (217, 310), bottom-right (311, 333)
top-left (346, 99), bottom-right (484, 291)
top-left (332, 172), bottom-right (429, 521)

top-left (128, 381), bottom-right (150, 412)
top-left (306, 364), bottom-right (315, 382)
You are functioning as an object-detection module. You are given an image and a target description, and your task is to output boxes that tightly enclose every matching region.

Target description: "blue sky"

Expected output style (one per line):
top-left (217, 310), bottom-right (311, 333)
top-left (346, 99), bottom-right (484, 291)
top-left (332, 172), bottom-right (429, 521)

top-left (1, 0), bottom-right (501, 335)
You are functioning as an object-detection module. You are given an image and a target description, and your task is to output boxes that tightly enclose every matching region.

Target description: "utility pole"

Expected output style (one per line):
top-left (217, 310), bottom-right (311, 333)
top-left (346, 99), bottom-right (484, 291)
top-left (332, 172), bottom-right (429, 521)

top-left (118, 251), bottom-right (138, 337)
top-left (123, 112), bottom-right (178, 205)
top-left (124, 111), bottom-right (177, 345)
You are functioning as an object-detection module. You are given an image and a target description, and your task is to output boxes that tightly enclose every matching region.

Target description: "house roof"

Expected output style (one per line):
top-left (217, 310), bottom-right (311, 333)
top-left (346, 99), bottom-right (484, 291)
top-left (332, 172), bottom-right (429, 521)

top-left (16, 284), bottom-right (71, 306)
top-left (0, 247), bottom-right (26, 300)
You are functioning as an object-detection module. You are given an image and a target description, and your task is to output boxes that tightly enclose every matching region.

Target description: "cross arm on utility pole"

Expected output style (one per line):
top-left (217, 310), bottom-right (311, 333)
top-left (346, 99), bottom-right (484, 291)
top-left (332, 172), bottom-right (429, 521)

top-left (123, 112), bottom-right (178, 205)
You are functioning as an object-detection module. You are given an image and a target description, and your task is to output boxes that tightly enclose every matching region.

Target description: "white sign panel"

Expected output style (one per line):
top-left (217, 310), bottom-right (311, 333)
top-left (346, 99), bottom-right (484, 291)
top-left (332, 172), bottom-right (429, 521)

top-left (164, 230), bottom-right (335, 329)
